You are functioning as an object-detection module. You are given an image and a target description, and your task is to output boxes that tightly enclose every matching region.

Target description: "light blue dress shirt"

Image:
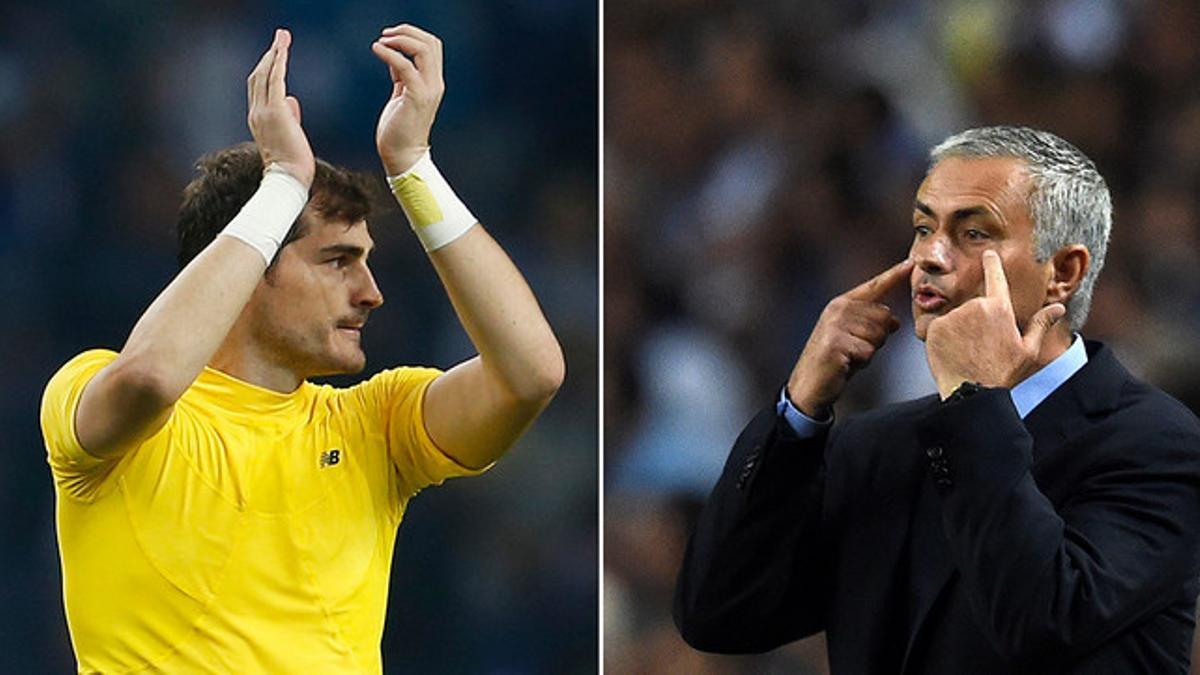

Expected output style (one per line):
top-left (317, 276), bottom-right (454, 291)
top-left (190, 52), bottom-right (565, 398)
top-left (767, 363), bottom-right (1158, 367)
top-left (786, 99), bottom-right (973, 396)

top-left (778, 334), bottom-right (1088, 438)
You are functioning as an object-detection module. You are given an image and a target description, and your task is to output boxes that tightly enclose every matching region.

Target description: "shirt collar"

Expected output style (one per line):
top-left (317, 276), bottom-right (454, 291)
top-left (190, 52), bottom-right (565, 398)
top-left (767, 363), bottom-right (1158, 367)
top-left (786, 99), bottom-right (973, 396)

top-left (1010, 333), bottom-right (1088, 419)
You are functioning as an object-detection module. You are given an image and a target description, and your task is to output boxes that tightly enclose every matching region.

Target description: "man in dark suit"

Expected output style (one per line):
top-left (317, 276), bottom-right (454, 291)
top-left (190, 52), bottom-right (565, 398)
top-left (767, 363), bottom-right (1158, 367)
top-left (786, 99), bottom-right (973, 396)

top-left (674, 126), bottom-right (1200, 672)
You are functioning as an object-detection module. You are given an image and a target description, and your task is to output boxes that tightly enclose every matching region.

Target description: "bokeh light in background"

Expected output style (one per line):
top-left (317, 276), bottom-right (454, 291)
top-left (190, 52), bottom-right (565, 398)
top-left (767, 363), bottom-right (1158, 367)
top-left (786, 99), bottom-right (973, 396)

top-left (605, 0), bottom-right (1200, 672)
top-left (0, 1), bottom-right (596, 672)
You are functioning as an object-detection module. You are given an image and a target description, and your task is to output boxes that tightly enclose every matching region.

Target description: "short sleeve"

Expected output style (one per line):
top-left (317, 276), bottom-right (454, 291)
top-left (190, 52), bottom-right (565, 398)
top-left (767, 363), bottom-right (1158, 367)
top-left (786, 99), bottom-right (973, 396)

top-left (41, 349), bottom-right (121, 498)
top-left (346, 366), bottom-right (489, 500)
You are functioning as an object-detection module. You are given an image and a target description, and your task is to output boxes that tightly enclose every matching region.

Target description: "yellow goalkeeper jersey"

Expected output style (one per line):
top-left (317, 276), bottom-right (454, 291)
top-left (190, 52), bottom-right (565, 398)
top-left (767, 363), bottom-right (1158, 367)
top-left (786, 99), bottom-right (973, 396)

top-left (41, 349), bottom-right (486, 674)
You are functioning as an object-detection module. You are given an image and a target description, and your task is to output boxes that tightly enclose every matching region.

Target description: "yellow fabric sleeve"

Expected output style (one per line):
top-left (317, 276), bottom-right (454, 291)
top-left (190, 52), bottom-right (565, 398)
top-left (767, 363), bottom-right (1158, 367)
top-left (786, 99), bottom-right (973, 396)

top-left (345, 366), bottom-right (490, 501)
top-left (41, 349), bottom-right (121, 499)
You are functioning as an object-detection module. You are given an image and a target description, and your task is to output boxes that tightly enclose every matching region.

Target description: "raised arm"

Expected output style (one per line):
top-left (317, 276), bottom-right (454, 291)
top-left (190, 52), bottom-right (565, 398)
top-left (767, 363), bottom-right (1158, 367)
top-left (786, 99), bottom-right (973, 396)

top-left (676, 259), bottom-right (911, 651)
top-left (371, 24), bottom-right (564, 469)
top-left (74, 29), bottom-right (314, 458)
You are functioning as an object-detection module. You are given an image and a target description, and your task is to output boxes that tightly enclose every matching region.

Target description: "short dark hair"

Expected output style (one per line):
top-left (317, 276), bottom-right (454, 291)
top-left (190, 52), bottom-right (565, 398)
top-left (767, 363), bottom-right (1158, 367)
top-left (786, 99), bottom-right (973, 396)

top-left (176, 142), bottom-right (375, 269)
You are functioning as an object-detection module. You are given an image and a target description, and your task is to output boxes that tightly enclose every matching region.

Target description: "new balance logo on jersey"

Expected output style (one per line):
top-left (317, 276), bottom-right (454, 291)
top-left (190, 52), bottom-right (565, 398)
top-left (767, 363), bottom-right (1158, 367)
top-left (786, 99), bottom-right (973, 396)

top-left (319, 449), bottom-right (341, 468)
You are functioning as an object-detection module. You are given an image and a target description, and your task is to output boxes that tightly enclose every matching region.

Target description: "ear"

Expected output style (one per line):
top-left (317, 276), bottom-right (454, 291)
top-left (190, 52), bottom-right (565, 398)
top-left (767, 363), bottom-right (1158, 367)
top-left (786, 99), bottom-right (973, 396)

top-left (1044, 244), bottom-right (1089, 305)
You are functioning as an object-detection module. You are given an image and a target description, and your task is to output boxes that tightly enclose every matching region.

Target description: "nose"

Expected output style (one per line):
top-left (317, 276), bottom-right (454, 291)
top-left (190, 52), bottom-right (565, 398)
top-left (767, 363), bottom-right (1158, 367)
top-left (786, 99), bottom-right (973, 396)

top-left (911, 230), bottom-right (952, 276)
top-left (355, 265), bottom-right (384, 309)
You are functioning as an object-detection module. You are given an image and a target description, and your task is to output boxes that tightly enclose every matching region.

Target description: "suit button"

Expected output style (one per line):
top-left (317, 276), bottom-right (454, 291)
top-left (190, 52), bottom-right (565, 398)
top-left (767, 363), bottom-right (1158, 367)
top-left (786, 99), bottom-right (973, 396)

top-left (926, 446), bottom-right (944, 460)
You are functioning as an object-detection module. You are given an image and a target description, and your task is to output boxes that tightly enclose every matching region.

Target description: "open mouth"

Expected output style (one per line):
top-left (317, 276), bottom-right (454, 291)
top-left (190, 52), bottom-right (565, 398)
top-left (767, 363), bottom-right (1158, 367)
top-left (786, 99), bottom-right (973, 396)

top-left (913, 287), bottom-right (949, 311)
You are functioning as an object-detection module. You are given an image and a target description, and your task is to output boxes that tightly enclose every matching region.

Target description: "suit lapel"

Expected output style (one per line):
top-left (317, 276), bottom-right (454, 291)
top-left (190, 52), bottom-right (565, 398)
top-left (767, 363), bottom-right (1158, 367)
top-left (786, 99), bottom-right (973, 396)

top-left (1022, 341), bottom-right (1125, 457)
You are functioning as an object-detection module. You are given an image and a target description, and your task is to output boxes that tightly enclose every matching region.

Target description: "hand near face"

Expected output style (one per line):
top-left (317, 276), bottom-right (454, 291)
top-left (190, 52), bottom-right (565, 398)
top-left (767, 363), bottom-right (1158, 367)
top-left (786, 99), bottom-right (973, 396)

top-left (925, 250), bottom-right (1065, 399)
top-left (246, 29), bottom-right (315, 188)
top-left (787, 258), bottom-right (913, 417)
top-left (371, 24), bottom-right (445, 175)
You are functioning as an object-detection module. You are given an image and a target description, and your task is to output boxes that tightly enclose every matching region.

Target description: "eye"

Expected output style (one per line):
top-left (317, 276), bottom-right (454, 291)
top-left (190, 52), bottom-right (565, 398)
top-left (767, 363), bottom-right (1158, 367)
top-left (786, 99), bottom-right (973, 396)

top-left (326, 256), bottom-right (349, 268)
top-left (964, 228), bottom-right (989, 241)
top-left (913, 224), bottom-right (931, 237)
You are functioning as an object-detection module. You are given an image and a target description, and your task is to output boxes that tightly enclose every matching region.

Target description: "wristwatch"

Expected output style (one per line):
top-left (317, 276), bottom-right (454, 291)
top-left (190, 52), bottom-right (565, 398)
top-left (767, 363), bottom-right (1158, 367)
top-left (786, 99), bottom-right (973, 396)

top-left (944, 381), bottom-right (984, 404)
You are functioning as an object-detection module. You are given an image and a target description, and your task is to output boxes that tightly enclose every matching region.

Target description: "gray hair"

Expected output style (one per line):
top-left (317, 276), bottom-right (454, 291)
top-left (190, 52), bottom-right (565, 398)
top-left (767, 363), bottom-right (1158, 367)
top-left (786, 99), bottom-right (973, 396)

top-left (929, 126), bottom-right (1111, 330)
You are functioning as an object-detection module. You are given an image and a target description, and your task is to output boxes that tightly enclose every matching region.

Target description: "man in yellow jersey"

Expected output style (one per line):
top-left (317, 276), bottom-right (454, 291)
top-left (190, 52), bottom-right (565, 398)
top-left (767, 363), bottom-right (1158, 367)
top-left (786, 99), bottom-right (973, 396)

top-left (40, 24), bottom-right (564, 673)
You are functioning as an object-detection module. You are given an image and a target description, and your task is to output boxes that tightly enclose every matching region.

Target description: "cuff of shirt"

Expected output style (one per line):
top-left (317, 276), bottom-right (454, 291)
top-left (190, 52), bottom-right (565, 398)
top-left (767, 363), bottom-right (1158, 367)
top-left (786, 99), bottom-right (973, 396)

top-left (776, 387), bottom-right (833, 438)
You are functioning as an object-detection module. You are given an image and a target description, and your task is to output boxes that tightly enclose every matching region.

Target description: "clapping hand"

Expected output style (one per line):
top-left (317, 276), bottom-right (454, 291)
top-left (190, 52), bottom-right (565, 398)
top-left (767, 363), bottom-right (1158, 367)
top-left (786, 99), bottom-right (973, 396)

top-left (246, 29), bottom-right (315, 187)
top-left (371, 24), bottom-right (445, 175)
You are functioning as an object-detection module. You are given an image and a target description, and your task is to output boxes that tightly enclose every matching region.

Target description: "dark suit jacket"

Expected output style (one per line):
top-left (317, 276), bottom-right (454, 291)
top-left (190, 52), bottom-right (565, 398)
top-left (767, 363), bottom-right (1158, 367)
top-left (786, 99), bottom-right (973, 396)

top-left (675, 341), bottom-right (1200, 673)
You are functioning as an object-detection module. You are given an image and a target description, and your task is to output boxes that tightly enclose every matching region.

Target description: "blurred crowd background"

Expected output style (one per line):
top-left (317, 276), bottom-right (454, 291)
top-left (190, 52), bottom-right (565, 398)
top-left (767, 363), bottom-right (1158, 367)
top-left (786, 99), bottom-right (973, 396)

top-left (605, 0), bottom-right (1200, 672)
top-left (0, 1), bottom-right (595, 673)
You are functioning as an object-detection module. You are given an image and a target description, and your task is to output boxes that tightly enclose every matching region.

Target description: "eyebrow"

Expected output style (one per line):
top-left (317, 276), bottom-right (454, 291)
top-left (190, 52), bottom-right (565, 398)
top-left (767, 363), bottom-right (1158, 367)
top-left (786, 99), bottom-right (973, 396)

top-left (318, 243), bottom-right (374, 258)
top-left (913, 199), bottom-right (996, 223)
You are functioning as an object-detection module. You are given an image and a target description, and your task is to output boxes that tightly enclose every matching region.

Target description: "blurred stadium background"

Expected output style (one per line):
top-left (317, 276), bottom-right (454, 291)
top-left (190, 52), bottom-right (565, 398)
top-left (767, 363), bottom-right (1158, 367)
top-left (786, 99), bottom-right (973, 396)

top-left (605, 0), bottom-right (1200, 672)
top-left (0, 1), bottom-right (596, 673)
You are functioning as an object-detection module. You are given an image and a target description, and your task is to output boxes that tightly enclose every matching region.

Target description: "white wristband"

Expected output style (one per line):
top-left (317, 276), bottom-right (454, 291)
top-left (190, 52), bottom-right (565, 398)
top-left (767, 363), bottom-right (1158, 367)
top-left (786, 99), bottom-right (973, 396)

top-left (218, 164), bottom-right (310, 265)
top-left (386, 150), bottom-right (477, 252)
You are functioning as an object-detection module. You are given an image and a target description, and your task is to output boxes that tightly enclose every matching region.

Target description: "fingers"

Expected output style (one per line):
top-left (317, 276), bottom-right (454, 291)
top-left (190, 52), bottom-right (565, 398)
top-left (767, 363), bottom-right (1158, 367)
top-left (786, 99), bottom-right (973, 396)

top-left (982, 250), bottom-right (1012, 307)
top-left (247, 31), bottom-right (281, 109)
top-left (374, 39), bottom-right (422, 78)
top-left (844, 312), bottom-right (895, 348)
top-left (377, 23), bottom-right (442, 76)
top-left (1022, 302), bottom-right (1066, 350)
top-left (267, 29), bottom-right (292, 105)
top-left (846, 258), bottom-right (915, 302)
top-left (377, 34), bottom-right (435, 73)
top-left (822, 297), bottom-right (899, 346)
top-left (285, 96), bottom-right (301, 124)
top-left (371, 41), bottom-right (421, 87)
top-left (841, 334), bottom-right (879, 369)
top-left (381, 23), bottom-right (441, 45)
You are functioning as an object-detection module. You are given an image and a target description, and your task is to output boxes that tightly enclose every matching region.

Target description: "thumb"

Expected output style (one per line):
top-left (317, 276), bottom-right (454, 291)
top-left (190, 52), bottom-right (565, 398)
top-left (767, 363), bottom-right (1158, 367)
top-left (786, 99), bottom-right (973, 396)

top-left (1022, 302), bottom-right (1066, 349)
top-left (286, 96), bottom-right (302, 123)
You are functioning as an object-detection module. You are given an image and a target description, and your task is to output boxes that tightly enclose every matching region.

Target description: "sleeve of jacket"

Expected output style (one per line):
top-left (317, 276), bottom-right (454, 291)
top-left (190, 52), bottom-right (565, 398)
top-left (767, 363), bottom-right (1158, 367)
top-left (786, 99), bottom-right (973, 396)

top-left (915, 387), bottom-right (1200, 665)
top-left (673, 401), bottom-right (841, 653)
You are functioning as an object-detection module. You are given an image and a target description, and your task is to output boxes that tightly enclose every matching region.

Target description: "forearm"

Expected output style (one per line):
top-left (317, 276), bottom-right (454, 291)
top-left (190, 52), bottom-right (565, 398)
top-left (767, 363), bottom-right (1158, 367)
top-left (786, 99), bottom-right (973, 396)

top-left (74, 30), bottom-right (314, 458)
top-left (118, 236), bottom-right (267, 400)
top-left (77, 169), bottom-right (307, 457)
top-left (417, 225), bottom-right (564, 468)
top-left (675, 404), bottom-right (833, 653)
top-left (373, 26), bottom-right (562, 467)
top-left (117, 163), bottom-right (308, 400)
top-left (427, 226), bottom-right (564, 402)
top-left (77, 235), bottom-right (271, 457)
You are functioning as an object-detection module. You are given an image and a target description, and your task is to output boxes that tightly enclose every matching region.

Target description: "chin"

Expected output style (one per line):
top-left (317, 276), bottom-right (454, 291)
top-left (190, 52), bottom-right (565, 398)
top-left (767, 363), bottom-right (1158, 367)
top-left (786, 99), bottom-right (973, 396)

top-left (309, 345), bottom-right (367, 377)
top-left (335, 350), bottom-right (367, 374)
top-left (913, 312), bottom-right (933, 342)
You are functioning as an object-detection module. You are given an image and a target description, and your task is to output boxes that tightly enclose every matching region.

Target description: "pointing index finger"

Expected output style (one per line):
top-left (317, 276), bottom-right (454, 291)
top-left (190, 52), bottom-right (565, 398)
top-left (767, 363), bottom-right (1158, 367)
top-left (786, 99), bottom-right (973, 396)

top-left (982, 250), bottom-right (1012, 306)
top-left (845, 258), bottom-right (915, 301)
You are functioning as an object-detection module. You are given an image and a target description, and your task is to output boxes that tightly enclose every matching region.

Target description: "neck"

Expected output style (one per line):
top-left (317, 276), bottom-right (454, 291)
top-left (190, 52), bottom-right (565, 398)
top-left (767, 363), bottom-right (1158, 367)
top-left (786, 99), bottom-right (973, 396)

top-left (210, 333), bottom-right (304, 393)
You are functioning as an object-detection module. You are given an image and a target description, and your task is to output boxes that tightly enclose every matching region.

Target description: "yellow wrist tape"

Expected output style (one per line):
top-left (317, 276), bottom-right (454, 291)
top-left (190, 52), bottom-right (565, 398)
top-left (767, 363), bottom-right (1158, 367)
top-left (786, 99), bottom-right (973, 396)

top-left (386, 150), bottom-right (477, 251)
